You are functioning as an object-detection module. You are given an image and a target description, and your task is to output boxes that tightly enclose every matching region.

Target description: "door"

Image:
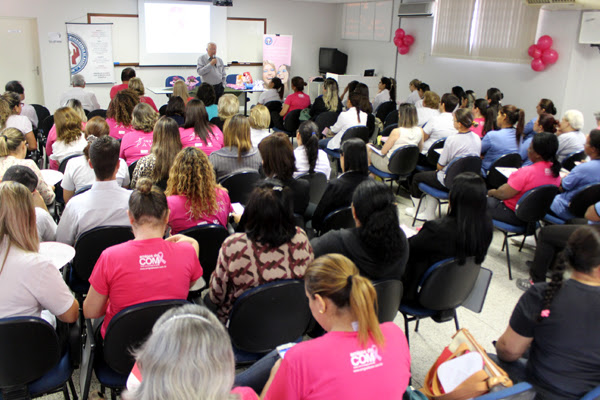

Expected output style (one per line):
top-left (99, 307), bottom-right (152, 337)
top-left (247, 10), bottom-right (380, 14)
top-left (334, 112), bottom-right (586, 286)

top-left (0, 17), bottom-right (44, 105)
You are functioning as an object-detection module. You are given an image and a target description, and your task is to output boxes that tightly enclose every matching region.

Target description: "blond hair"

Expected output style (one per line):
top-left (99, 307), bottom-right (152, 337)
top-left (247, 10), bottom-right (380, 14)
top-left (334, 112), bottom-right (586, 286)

top-left (172, 80), bottom-right (189, 100)
top-left (217, 94), bottom-right (238, 120)
top-left (54, 107), bottom-right (83, 145)
top-left (0, 98), bottom-right (12, 129)
top-left (65, 98), bottom-right (88, 123)
top-left (423, 91), bottom-right (440, 110)
top-left (249, 104), bottom-right (270, 130)
top-left (129, 77), bottom-right (146, 96)
top-left (223, 115), bottom-right (252, 160)
top-left (304, 254), bottom-right (384, 348)
top-left (131, 103), bottom-right (158, 133)
top-left (0, 128), bottom-right (25, 157)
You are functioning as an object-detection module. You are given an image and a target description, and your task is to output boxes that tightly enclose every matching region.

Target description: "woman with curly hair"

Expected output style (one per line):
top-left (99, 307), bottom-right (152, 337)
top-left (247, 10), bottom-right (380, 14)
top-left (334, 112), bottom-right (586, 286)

top-left (49, 107), bottom-right (87, 166)
top-left (165, 147), bottom-right (233, 234)
top-left (46, 99), bottom-right (88, 170)
top-left (119, 103), bottom-right (158, 166)
top-left (131, 116), bottom-right (182, 190)
top-left (106, 89), bottom-right (139, 140)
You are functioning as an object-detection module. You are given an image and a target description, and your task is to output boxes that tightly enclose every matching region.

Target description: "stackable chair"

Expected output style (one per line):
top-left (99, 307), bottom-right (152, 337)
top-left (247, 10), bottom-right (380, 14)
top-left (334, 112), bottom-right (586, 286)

top-left (369, 145), bottom-right (420, 194)
top-left (219, 170), bottom-right (261, 205)
top-left (486, 153), bottom-right (522, 189)
top-left (561, 150), bottom-right (586, 171)
top-left (318, 206), bottom-right (355, 236)
top-left (373, 279), bottom-right (403, 323)
top-left (544, 183), bottom-right (600, 225)
top-left (415, 138), bottom-right (446, 173)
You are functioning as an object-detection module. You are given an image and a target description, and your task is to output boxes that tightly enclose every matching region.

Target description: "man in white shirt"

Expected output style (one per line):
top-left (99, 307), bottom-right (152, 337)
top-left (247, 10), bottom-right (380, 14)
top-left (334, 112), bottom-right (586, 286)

top-left (5, 80), bottom-right (38, 128)
top-left (59, 74), bottom-right (101, 111)
top-left (421, 93), bottom-right (459, 154)
top-left (57, 136), bottom-right (131, 246)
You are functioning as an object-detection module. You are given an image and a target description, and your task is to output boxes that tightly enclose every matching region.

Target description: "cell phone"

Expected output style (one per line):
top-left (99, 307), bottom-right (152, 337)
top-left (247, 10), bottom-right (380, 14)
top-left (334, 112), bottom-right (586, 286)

top-left (276, 342), bottom-right (296, 359)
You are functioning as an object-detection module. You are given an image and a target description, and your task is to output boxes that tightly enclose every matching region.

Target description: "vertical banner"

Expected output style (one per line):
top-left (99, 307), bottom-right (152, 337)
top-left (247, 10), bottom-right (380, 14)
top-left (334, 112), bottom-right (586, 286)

top-left (66, 23), bottom-right (114, 84)
top-left (262, 34), bottom-right (293, 86)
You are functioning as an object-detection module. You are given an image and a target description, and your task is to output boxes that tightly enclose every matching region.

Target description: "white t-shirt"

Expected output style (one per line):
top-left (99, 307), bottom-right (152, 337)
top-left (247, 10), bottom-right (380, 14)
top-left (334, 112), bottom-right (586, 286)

top-left (417, 107), bottom-right (440, 127)
top-left (250, 128), bottom-right (271, 148)
top-left (327, 107), bottom-right (368, 150)
top-left (0, 239), bottom-right (74, 320)
top-left (293, 146), bottom-right (332, 179)
top-left (436, 131), bottom-right (482, 184)
top-left (372, 89), bottom-right (391, 113)
top-left (422, 112), bottom-right (457, 153)
top-left (59, 87), bottom-right (101, 111)
top-left (406, 90), bottom-right (420, 105)
top-left (258, 89), bottom-right (282, 105)
top-left (557, 131), bottom-right (586, 163)
top-left (36, 207), bottom-right (57, 242)
top-left (61, 155), bottom-right (130, 192)
top-left (6, 114), bottom-right (33, 135)
top-left (50, 133), bottom-right (87, 165)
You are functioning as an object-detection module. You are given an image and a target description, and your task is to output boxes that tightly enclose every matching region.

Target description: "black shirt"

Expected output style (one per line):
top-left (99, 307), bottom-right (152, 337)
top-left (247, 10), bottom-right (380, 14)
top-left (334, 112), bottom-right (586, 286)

top-left (309, 95), bottom-right (343, 120)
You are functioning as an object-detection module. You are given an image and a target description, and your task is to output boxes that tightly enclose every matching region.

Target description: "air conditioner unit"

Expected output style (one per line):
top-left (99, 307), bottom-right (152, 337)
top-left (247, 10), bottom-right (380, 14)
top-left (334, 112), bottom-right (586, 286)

top-left (580, 11), bottom-right (600, 43)
top-left (525, 0), bottom-right (600, 10)
top-left (398, 1), bottom-right (434, 17)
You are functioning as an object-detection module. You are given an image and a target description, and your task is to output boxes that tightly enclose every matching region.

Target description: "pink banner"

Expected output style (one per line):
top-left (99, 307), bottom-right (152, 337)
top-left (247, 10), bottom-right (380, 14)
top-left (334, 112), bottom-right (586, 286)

top-left (262, 34), bottom-right (293, 85)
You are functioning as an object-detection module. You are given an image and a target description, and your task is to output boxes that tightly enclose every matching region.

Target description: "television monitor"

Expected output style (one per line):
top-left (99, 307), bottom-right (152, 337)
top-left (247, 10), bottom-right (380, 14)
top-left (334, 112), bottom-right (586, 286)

top-left (319, 48), bottom-right (348, 75)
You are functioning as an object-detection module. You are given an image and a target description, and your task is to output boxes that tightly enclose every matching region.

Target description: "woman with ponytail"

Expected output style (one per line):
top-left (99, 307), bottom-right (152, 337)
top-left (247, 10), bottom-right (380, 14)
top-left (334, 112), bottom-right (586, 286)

top-left (311, 180), bottom-right (408, 280)
top-left (472, 98), bottom-right (489, 138)
top-left (523, 98), bottom-right (556, 140)
top-left (481, 104), bottom-right (526, 173)
top-left (487, 132), bottom-right (561, 226)
top-left (519, 113), bottom-right (559, 166)
top-left (372, 77), bottom-right (396, 112)
top-left (495, 226), bottom-right (600, 400)
top-left (261, 254), bottom-right (411, 399)
top-left (320, 91), bottom-right (368, 151)
top-left (293, 120), bottom-right (331, 178)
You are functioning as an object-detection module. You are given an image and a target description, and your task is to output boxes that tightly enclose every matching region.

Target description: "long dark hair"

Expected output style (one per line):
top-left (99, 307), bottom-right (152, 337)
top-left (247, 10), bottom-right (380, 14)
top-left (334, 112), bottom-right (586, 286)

top-left (183, 99), bottom-right (215, 145)
top-left (531, 132), bottom-right (560, 178)
top-left (500, 105), bottom-right (525, 145)
top-left (352, 180), bottom-right (405, 264)
top-left (348, 92), bottom-right (364, 123)
top-left (537, 113), bottom-right (558, 134)
top-left (352, 83), bottom-right (372, 114)
top-left (539, 98), bottom-right (557, 115)
top-left (380, 77), bottom-right (396, 103)
top-left (270, 77), bottom-right (284, 100)
top-left (340, 138), bottom-right (368, 175)
top-left (448, 172), bottom-right (492, 265)
top-left (298, 121), bottom-right (319, 174)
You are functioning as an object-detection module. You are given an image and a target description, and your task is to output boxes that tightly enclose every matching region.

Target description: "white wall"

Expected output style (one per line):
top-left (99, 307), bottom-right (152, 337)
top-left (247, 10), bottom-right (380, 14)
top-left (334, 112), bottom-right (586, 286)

top-left (3, 0), bottom-right (340, 113)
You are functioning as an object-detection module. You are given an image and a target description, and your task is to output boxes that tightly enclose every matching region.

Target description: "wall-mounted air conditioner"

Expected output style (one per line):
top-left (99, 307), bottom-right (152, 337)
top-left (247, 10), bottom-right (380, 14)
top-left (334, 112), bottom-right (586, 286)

top-left (580, 11), bottom-right (600, 44)
top-left (398, 1), bottom-right (434, 17)
top-left (525, 0), bottom-right (600, 10)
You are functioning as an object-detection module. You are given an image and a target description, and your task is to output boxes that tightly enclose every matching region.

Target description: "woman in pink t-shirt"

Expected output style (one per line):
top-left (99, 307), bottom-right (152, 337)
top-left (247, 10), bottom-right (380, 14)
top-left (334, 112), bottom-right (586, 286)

top-left (279, 76), bottom-right (311, 119)
top-left (106, 89), bottom-right (139, 140)
top-left (179, 99), bottom-right (224, 155)
top-left (487, 132), bottom-right (561, 226)
top-left (165, 147), bottom-right (233, 234)
top-left (120, 103), bottom-right (158, 166)
top-left (129, 77), bottom-right (158, 113)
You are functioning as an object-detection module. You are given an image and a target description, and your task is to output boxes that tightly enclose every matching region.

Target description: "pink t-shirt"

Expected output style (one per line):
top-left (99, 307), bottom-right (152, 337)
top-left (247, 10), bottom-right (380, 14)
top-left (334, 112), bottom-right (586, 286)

top-left (264, 322), bottom-right (411, 400)
top-left (140, 96), bottom-right (158, 113)
top-left (283, 92), bottom-right (311, 118)
top-left (178, 126), bottom-right (224, 155)
top-left (167, 188), bottom-right (233, 234)
top-left (504, 160), bottom-right (561, 211)
top-left (120, 129), bottom-right (154, 165)
top-left (89, 238), bottom-right (202, 338)
top-left (110, 83), bottom-right (129, 99)
top-left (472, 117), bottom-right (485, 138)
top-left (106, 118), bottom-right (136, 141)
top-left (46, 122), bottom-right (86, 170)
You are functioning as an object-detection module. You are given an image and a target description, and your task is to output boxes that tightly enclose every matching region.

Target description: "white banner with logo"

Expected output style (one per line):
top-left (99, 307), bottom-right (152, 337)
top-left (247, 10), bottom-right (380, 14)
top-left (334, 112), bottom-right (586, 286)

top-left (66, 23), bottom-right (114, 84)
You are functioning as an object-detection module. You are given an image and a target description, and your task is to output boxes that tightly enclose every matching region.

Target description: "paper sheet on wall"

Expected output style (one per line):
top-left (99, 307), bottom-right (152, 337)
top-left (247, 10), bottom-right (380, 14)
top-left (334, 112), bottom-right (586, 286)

top-left (66, 23), bottom-right (114, 84)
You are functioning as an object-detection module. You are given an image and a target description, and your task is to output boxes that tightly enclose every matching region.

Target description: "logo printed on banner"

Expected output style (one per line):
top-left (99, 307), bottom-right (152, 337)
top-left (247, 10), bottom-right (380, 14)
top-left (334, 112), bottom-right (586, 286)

top-left (68, 33), bottom-right (88, 75)
top-left (349, 345), bottom-right (383, 373)
top-left (264, 37), bottom-right (273, 46)
top-left (139, 252), bottom-right (167, 270)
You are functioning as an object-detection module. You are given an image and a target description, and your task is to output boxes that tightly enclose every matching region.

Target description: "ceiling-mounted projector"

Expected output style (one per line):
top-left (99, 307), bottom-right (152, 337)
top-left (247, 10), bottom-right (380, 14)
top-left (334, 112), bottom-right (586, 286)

top-left (213, 0), bottom-right (232, 6)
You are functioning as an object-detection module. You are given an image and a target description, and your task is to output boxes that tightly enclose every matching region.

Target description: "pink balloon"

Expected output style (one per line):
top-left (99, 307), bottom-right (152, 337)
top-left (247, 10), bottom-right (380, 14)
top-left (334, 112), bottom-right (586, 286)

top-left (403, 35), bottom-right (415, 46)
top-left (531, 58), bottom-right (546, 72)
top-left (393, 36), bottom-right (403, 47)
top-left (395, 28), bottom-right (405, 39)
top-left (541, 48), bottom-right (559, 65)
top-left (398, 45), bottom-right (410, 55)
top-left (528, 44), bottom-right (542, 59)
top-left (537, 35), bottom-right (553, 51)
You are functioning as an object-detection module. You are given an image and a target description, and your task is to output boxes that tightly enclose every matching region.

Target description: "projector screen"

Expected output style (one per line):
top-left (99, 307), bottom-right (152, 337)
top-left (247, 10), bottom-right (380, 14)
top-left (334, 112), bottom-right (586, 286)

top-left (138, 0), bottom-right (227, 66)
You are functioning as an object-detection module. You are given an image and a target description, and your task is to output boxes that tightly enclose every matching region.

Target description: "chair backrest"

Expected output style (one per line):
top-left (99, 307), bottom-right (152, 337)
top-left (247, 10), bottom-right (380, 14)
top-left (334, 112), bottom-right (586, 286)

top-left (443, 155), bottom-right (482, 190)
top-left (103, 300), bottom-right (188, 375)
top-left (0, 317), bottom-right (60, 388)
top-left (375, 101), bottom-right (397, 123)
top-left (264, 100), bottom-right (282, 113)
top-left (341, 125), bottom-right (369, 144)
top-left (31, 104), bottom-right (50, 126)
top-left (226, 74), bottom-right (238, 84)
top-left (378, 123), bottom-right (398, 139)
top-left (179, 224), bottom-right (230, 281)
top-left (372, 280), bottom-right (403, 323)
top-left (71, 226), bottom-right (135, 284)
top-left (320, 206), bottom-right (355, 235)
top-left (228, 280), bottom-right (311, 353)
top-left (87, 109), bottom-right (107, 120)
top-left (383, 110), bottom-right (398, 127)
top-left (388, 145), bottom-right (420, 177)
top-left (418, 257), bottom-right (481, 311)
top-left (39, 115), bottom-right (54, 138)
top-left (74, 184), bottom-right (92, 197)
top-left (486, 153), bottom-right (523, 189)
top-left (219, 170), bottom-right (261, 205)
top-left (568, 183), bottom-right (600, 218)
top-left (296, 172), bottom-right (328, 204)
top-left (165, 76), bottom-right (184, 87)
top-left (514, 184), bottom-right (560, 223)
top-left (283, 109), bottom-right (302, 134)
top-left (128, 160), bottom-right (138, 178)
top-left (58, 154), bottom-right (83, 174)
top-left (314, 111), bottom-right (339, 134)
top-left (426, 138), bottom-right (446, 167)
top-left (561, 150), bottom-right (586, 171)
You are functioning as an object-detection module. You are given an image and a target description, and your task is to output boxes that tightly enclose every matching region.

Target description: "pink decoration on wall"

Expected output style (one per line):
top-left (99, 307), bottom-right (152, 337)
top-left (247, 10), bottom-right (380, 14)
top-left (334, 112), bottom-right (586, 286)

top-left (398, 45), bottom-right (410, 55)
top-left (395, 28), bottom-right (405, 39)
top-left (528, 35), bottom-right (558, 72)
top-left (541, 49), bottom-right (559, 65)
top-left (531, 58), bottom-right (546, 72)
top-left (528, 44), bottom-right (541, 59)
top-left (537, 35), bottom-right (553, 50)
top-left (394, 28), bottom-right (414, 55)
top-left (403, 35), bottom-right (415, 46)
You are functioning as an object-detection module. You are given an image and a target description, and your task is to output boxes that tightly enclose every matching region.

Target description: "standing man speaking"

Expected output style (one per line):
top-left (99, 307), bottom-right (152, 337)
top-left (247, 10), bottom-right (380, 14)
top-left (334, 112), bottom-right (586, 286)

top-left (197, 42), bottom-right (226, 101)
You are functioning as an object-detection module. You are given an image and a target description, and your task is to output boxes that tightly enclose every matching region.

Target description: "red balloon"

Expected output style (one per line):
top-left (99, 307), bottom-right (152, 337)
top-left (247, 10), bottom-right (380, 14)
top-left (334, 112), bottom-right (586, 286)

top-left (395, 28), bottom-right (405, 39)
top-left (537, 35), bottom-right (553, 50)
top-left (403, 35), bottom-right (415, 46)
top-left (398, 45), bottom-right (410, 55)
top-left (393, 36), bottom-right (403, 47)
top-left (541, 48), bottom-right (559, 65)
top-left (528, 44), bottom-right (542, 59)
top-left (531, 58), bottom-right (546, 72)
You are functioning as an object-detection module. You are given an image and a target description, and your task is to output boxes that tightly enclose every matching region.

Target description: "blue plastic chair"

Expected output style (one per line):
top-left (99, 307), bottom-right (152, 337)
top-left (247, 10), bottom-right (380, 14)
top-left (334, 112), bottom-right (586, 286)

top-left (474, 382), bottom-right (535, 400)
top-left (369, 145), bottom-right (420, 194)
top-left (544, 182), bottom-right (600, 225)
top-left (415, 138), bottom-right (446, 172)
top-left (165, 75), bottom-right (184, 87)
top-left (323, 125), bottom-right (369, 159)
top-left (226, 74), bottom-right (237, 84)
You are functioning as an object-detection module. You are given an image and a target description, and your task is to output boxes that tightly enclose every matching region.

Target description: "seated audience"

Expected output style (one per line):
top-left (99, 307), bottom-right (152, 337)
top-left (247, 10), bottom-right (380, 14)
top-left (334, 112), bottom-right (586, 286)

top-left (260, 254), bottom-right (410, 399)
top-left (106, 89), bottom-right (139, 140)
top-left (172, 80), bottom-right (193, 104)
top-left (312, 138), bottom-right (370, 231)
top-left (309, 78), bottom-right (342, 120)
top-left (421, 93), bottom-right (459, 155)
top-left (0, 181), bottom-right (78, 325)
top-left (249, 104), bottom-right (271, 148)
top-left (214, 93), bottom-right (239, 131)
top-left (406, 78), bottom-right (421, 104)
top-left (311, 180), bottom-right (408, 281)
top-left (110, 67), bottom-right (136, 99)
top-left (556, 109), bottom-right (586, 162)
top-left (128, 77), bottom-right (158, 112)
top-left (414, 82), bottom-right (430, 108)
top-left (404, 172), bottom-right (493, 301)
top-left (59, 74), bottom-right (101, 111)
top-left (5, 80), bottom-right (37, 128)
top-left (452, 85), bottom-right (467, 109)
top-left (279, 76), bottom-right (310, 119)
top-left (340, 80), bottom-right (359, 103)
top-left (320, 91), bottom-right (368, 151)
top-left (62, 117), bottom-right (129, 202)
top-left (120, 103), bottom-right (158, 166)
top-left (57, 136), bottom-right (131, 245)
top-left (2, 91), bottom-right (36, 150)
top-left (0, 128), bottom-right (54, 204)
top-left (523, 98), bottom-right (556, 140)
top-left (369, 103), bottom-right (423, 173)
top-left (131, 116), bottom-right (182, 190)
top-left (487, 132), bottom-right (561, 226)
top-left (471, 98), bottom-right (488, 138)
top-left (481, 105), bottom-right (525, 173)
top-left (166, 147), bottom-right (233, 234)
top-left (46, 98), bottom-right (89, 170)
top-left (519, 113), bottom-right (558, 167)
top-left (164, 96), bottom-right (185, 126)
top-left (416, 91), bottom-right (440, 127)
top-left (196, 83), bottom-right (219, 121)
top-left (50, 107), bottom-right (87, 166)
top-left (209, 114), bottom-right (262, 181)
top-left (83, 178), bottom-right (202, 338)
top-left (494, 226), bottom-right (600, 400)
top-left (180, 99), bottom-right (223, 155)
top-left (257, 76), bottom-right (284, 105)
top-left (208, 179), bottom-right (313, 323)
top-left (293, 120), bottom-right (331, 179)
top-left (122, 304), bottom-right (259, 400)
top-left (372, 77), bottom-right (396, 114)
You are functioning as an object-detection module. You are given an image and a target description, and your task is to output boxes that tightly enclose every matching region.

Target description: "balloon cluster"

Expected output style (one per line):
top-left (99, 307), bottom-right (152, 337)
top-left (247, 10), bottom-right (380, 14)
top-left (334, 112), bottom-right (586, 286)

top-left (528, 35), bottom-right (558, 72)
top-left (393, 28), bottom-right (415, 55)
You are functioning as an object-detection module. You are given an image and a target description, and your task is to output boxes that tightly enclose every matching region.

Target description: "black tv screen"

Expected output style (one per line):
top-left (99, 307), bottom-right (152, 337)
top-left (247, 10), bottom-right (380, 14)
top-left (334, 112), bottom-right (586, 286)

top-left (319, 48), bottom-right (348, 75)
